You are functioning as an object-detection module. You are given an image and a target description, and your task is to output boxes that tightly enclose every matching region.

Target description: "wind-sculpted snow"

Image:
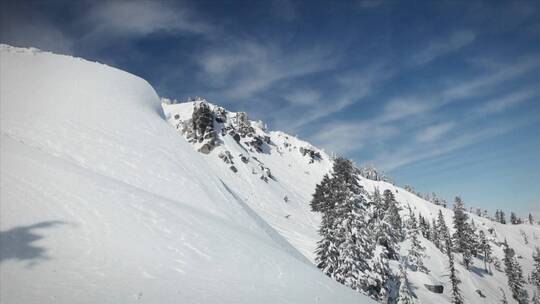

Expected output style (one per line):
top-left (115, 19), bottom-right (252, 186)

top-left (0, 45), bottom-right (370, 303)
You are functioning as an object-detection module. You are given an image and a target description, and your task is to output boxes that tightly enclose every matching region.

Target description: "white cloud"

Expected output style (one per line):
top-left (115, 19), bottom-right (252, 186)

top-left (412, 30), bottom-right (476, 65)
top-left (379, 97), bottom-right (430, 122)
top-left (416, 122), bottom-right (455, 143)
top-left (472, 88), bottom-right (538, 115)
top-left (198, 41), bottom-right (334, 100)
top-left (311, 121), bottom-right (398, 154)
top-left (283, 89), bottom-right (321, 106)
top-left (373, 119), bottom-right (533, 171)
top-left (307, 56), bottom-right (540, 169)
top-left (271, 64), bottom-right (395, 133)
top-left (82, 1), bottom-right (214, 43)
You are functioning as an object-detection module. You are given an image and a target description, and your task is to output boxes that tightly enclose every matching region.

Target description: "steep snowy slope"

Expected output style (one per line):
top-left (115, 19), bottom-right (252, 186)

top-left (163, 98), bottom-right (540, 303)
top-left (0, 45), bottom-right (370, 303)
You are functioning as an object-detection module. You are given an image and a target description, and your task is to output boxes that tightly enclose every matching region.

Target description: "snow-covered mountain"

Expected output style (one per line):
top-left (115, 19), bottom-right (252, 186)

top-left (1, 45), bottom-right (538, 303)
top-left (161, 97), bottom-right (540, 303)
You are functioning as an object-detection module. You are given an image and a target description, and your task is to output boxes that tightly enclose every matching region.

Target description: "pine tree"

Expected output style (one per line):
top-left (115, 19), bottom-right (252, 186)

top-left (446, 234), bottom-right (463, 304)
top-left (407, 211), bottom-right (427, 273)
top-left (372, 187), bottom-right (383, 215)
top-left (511, 212), bottom-right (519, 225)
top-left (500, 288), bottom-right (509, 304)
top-left (397, 261), bottom-right (415, 304)
top-left (384, 190), bottom-right (403, 241)
top-left (313, 175), bottom-right (344, 276)
top-left (469, 220), bottom-right (480, 258)
top-left (478, 230), bottom-right (493, 273)
top-left (500, 210), bottom-right (507, 224)
top-left (531, 247), bottom-right (540, 290)
top-left (452, 196), bottom-right (473, 269)
top-left (431, 218), bottom-right (440, 248)
top-left (530, 213), bottom-right (535, 225)
top-left (504, 241), bottom-right (529, 304)
top-left (332, 157), bottom-right (361, 194)
top-left (311, 174), bottom-right (332, 213)
top-left (437, 210), bottom-right (450, 253)
top-left (333, 177), bottom-right (373, 291)
top-left (418, 214), bottom-right (430, 239)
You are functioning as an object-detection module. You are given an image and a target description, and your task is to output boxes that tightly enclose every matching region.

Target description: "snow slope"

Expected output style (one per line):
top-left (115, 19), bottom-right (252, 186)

top-left (1, 44), bottom-right (538, 304)
top-left (162, 99), bottom-right (540, 303)
top-left (0, 45), bottom-right (370, 303)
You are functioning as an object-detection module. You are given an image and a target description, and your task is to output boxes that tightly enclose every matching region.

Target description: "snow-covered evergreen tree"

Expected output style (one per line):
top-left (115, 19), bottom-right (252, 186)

top-left (407, 210), bottom-right (427, 273)
top-left (384, 190), bottom-right (403, 241)
top-left (418, 213), bottom-right (430, 239)
top-left (446, 234), bottom-right (463, 304)
top-left (500, 287), bottom-right (509, 304)
top-left (452, 196), bottom-right (473, 270)
top-left (431, 218), bottom-right (440, 248)
top-left (531, 247), bottom-right (540, 292)
top-left (503, 241), bottom-right (529, 304)
top-left (436, 210), bottom-right (450, 253)
top-left (478, 230), bottom-right (493, 273)
top-left (397, 261), bottom-right (415, 304)
top-left (496, 209), bottom-right (507, 224)
top-left (530, 213), bottom-right (536, 225)
top-left (313, 157), bottom-right (388, 301)
top-left (333, 182), bottom-right (372, 292)
top-left (511, 212), bottom-right (519, 225)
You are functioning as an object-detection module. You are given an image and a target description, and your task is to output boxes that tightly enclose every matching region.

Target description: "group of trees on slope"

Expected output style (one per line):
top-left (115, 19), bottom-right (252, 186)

top-left (311, 157), bottom-right (540, 304)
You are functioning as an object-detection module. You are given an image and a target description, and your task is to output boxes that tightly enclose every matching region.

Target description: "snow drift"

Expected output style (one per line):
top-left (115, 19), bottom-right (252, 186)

top-left (0, 45), bottom-right (368, 303)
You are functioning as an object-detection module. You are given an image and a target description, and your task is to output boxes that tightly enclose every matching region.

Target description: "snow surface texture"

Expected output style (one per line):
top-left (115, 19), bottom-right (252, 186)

top-left (1, 44), bottom-right (538, 304)
top-left (0, 45), bottom-right (369, 303)
top-left (162, 98), bottom-right (540, 302)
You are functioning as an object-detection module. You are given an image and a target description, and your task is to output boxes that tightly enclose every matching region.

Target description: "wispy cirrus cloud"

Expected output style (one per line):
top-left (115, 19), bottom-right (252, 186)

top-left (270, 63), bottom-right (395, 133)
top-left (372, 117), bottom-right (535, 171)
top-left (472, 88), bottom-right (539, 115)
top-left (81, 1), bottom-right (214, 46)
top-left (309, 55), bottom-right (540, 170)
top-left (415, 122), bottom-right (455, 143)
top-left (197, 41), bottom-right (335, 100)
top-left (412, 30), bottom-right (476, 65)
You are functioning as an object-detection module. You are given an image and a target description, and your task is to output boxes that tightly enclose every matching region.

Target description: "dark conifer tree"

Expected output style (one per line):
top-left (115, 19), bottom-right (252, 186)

top-left (452, 196), bottom-right (473, 269)
top-left (407, 211), bottom-right (427, 273)
top-left (531, 247), bottom-right (540, 292)
top-left (431, 218), bottom-right (440, 248)
top-left (500, 288), bottom-right (509, 304)
top-left (446, 234), bottom-right (463, 304)
top-left (511, 212), bottom-right (519, 225)
top-left (478, 230), bottom-right (492, 273)
top-left (437, 210), bottom-right (450, 253)
top-left (503, 241), bottom-right (529, 304)
top-left (311, 174), bottom-right (333, 213)
top-left (500, 210), bottom-right (507, 224)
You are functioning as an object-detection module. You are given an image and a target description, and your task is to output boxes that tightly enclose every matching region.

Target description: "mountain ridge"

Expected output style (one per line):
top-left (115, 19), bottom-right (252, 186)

top-left (1, 44), bottom-right (538, 303)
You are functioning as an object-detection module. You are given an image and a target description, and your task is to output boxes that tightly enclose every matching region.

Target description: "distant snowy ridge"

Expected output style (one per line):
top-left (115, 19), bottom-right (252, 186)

top-left (162, 95), bottom-right (540, 303)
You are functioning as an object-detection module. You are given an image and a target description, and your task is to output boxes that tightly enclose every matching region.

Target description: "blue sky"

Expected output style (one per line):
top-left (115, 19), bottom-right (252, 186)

top-left (2, 0), bottom-right (539, 216)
